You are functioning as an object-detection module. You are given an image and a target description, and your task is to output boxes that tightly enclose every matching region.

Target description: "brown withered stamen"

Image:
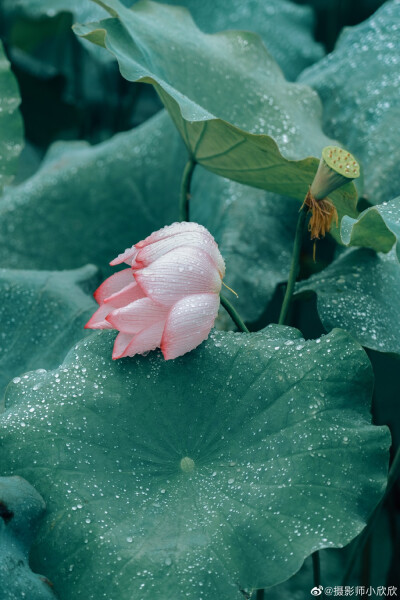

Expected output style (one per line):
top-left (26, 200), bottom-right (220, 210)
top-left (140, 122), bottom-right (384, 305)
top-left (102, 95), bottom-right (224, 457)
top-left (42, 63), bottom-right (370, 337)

top-left (302, 189), bottom-right (338, 241)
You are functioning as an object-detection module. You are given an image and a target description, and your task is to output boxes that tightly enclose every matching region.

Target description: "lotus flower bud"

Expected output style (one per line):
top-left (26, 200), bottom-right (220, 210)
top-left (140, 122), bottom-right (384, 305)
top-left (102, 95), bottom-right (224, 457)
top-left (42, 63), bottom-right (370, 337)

top-left (85, 222), bottom-right (225, 360)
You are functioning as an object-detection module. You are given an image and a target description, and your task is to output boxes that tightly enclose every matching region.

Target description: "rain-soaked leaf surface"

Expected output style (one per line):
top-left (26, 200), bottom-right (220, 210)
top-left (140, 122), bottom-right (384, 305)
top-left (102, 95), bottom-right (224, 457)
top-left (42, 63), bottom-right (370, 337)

top-left (263, 504), bottom-right (394, 599)
top-left (0, 266), bottom-right (98, 401)
top-left (0, 111), bottom-right (182, 273)
top-left (340, 195), bottom-right (400, 262)
top-left (0, 40), bottom-right (24, 193)
top-left (299, 0), bottom-right (400, 205)
top-left (0, 110), bottom-right (298, 323)
top-left (0, 327), bottom-right (390, 599)
top-left (158, 0), bottom-right (324, 81)
top-left (74, 0), bottom-right (357, 223)
top-left (1, 0), bottom-right (323, 80)
top-left (296, 248), bottom-right (400, 356)
top-left (0, 476), bottom-right (57, 600)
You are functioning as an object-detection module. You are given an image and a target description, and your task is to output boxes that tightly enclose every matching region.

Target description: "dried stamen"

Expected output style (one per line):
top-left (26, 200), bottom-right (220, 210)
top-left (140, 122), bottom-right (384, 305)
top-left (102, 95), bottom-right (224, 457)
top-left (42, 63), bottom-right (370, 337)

top-left (302, 189), bottom-right (339, 241)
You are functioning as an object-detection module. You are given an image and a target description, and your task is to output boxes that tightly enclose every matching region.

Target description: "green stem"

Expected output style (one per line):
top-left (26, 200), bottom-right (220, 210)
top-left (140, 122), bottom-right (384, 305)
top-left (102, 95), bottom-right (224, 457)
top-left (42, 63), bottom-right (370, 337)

top-left (256, 590), bottom-right (264, 600)
top-left (220, 294), bottom-right (249, 333)
top-left (179, 158), bottom-right (196, 222)
top-left (312, 551), bottom-right (321, 589)
top-left (342, 445), bottom-right (400, 584)
top-left (278, 204), bottom-right (308, 325)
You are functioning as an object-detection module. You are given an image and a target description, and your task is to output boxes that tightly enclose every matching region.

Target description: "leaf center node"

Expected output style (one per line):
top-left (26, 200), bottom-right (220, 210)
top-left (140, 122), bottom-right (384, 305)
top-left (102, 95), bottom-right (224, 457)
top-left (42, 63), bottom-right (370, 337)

top-left (180, 456), bottom-right (195, 473)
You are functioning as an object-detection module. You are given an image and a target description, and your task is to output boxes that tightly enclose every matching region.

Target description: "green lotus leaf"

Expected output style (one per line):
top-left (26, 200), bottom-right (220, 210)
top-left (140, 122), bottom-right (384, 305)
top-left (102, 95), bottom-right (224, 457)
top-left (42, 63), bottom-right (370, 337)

top-left (264, 504), bottom-right (393, 600)
top-left (0, 266), bottom-right (98, 401)
top-left (74, 0), bottom-right (357, 225)
top-left (296, 248), bottom-right (400, 356)
top-left (0, 112), bottom-right (181, 273)
top-left (0, 476), bottom-right (57, 600)
top-left (300, 1), bottom-right (400, 205)
top-left (0, 0), bottom-right (322, 148)
top-left (340, 196), bottom-right (400, 262)
top-left (0, 110), bottom-right (299, 322)
top-left (0, 40), bottom-right (24, 193)
top-left (1, 0), bottom-right (323, 80)
top-left (157, 0), bottom-right (324, 81)
top-left (0, 327), bottom-right (390, 598)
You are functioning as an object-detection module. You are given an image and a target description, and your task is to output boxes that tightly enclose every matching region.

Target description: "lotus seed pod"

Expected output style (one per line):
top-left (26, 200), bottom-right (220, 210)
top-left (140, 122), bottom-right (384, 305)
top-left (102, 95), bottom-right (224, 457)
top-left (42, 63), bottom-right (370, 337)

top-left (310, 146), bottom-right (360, 201)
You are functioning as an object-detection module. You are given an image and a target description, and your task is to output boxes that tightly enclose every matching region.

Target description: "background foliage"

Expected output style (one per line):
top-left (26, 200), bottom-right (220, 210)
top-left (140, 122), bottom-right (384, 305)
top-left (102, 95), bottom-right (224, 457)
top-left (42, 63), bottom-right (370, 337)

top-left (0, 0), bottom-right (399, 598)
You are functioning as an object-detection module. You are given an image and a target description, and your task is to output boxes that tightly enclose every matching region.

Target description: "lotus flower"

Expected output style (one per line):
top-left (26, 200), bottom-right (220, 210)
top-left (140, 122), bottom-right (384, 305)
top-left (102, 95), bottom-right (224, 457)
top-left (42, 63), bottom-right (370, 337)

top-left (85, 222), bottom-right (225, 360)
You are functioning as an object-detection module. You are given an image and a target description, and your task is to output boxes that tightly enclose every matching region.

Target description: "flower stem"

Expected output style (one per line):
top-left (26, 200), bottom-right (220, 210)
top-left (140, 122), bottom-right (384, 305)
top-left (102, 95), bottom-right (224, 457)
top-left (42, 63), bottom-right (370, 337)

top-left (220, 294), bottom-right (249, 333)
top-left (342, 445), bottom-right (400, 584)
top-left (278, 203), bottom-right (308, 325)
top-left (179, 157), bottom-right (196, 222)
top-left (312, 551), bottom-right (321, 589)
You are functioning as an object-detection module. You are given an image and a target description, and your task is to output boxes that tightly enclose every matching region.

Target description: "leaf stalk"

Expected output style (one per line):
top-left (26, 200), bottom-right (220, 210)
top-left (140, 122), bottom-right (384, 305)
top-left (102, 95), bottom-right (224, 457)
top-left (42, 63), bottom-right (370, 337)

top-left (278, 203), bottom-right (308, 325)
top-left (179, 157), bottom-right (196, 221)
top-left (220, 294), bottom-right (249, 333)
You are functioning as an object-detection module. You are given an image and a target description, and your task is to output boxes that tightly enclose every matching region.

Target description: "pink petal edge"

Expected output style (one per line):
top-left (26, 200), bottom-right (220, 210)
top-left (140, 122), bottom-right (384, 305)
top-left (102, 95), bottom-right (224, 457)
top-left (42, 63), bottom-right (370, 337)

top-left (161, 293), bottom-right (220, 360)
top-left (85, 304), bottom-right (114, 330)
top-left (113, 321), bottom-right (165, 359)
top-left (94, 269), bottom-right (134, 304)
top-left (112, 332), bottom-right (135, 359)
top-left (109, 246), bottom-right (139, 266)
top-left (136, 222), bottom-right (211, 248)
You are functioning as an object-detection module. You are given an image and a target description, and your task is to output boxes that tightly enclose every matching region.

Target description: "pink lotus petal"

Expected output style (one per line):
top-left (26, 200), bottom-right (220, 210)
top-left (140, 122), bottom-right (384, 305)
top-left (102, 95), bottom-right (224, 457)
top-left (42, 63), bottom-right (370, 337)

top-left (161, 293), bottom-right (220, 360)
top-left (106, 297), bottom-right (168, 334)
top-left (135, 246), bottom-right (222, 307)
top-left (103, 282), bottom-right (145, 308)
top-left (94, 269), bottom-right (133, 304)
top-left (112, 332), bottom-right (135, 359)
top-left (136, 222), bottom-right (210, 248)
top-left (134, 230), bottom-right (225, 276)
top-left (86, 221), bottom-right (225, 361)
top-left (109, 246), bottom-right (139, 266)
top-left (116, 321), bottom-right (165, 358)
top-left (84, 304), bottom-right (114, 329)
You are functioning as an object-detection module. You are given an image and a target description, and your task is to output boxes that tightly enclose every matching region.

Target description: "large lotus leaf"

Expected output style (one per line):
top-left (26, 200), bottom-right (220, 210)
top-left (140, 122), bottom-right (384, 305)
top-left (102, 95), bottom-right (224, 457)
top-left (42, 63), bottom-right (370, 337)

top-left (0, 265), bottom-right (98, 401)
top-left (0, 476), bottom-right (57, 600)
top-left (299, 1), bottom-right (400, 205)
top-left (0, 0), bottom-right (322, 147)
top-left (0, 40), bottom-right (24, 194)
top-left (265, 506), bottom-right (394, 599)
top-left (1, 0), bottom-right (323, 81)
top-left (340, 196), bottom-right (400, 262)
top-left (0, 111), bottom-right (181, 273)
top-left (0, 110), bottom-right (299, 323)
top-left (296, 248), bottom-right (400, 356)
top-left (74, 0), bottom-right (357, 225)
top-left (0, 327), bottom-right (390, 599)
top-left (158, 0), bottom-right (323, 81)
